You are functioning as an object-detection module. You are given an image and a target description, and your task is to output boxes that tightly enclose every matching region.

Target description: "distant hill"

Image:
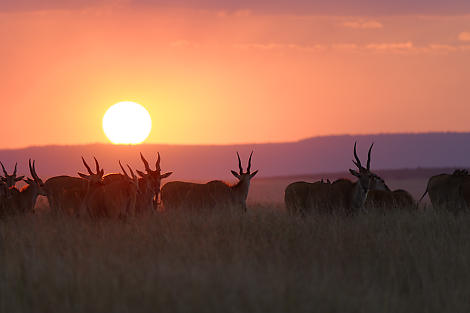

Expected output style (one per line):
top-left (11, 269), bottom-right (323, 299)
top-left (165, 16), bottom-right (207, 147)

top-left (1, 132), bottom-right (470, 180)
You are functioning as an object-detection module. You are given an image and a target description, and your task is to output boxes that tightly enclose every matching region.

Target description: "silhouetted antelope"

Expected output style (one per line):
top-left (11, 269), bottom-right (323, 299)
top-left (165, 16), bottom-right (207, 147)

top-left (0, 161), bottom-right (25, 215)
top-left (84, 161), bottom-right (139, 218)
top-left (43, 158), bottom-right (102, 215)
top-left (139, 152), bottom-right (172, 209)
top-left (76, 157), bottom-right (106, 217)
top-left (0, 161), bottom-right (24, 191)
top-left (102, 153), bottom-right (168, 214)
top-left (284, 142), bottom-right (376, 215)
top-left (161, 152), bottom-right (258, 211)
top-left (418, 169), bottom-right (469, 212)
top-left (2, 159), bottom-right (47, 216)
top-left (44, 175), bottom-right (88, 215)
top-left (364, 174), bottom-right (415, 210)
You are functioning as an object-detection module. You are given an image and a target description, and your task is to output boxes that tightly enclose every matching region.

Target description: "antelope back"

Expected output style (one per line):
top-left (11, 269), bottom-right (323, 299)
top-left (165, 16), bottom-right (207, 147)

top-left (182, 181), bottom-right (232, 210)
top-left (103, 173), bottom-right (125, 184)
top-left (285, 181), bottom-right (332, 215)
top-left (95, 180), bottom-right (138, 218)
top-left (161, 181), bottom-right (194, 210)
top-left (427, 173), bottom-right (468, 211)
top-left (44, 176), bottom-right (88, 214)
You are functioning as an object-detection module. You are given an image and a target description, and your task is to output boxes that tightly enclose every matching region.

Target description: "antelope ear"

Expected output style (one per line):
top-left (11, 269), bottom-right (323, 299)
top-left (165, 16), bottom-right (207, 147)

top-left (349, 169), bottom-right (360, 177)
top-left (249, 170), bottom-right (258, 178)
top-left (161, 172), bottom-right (173, 179)
top-left (231, 170), bottom-right (241, 179)
top-left (136, 170), bottom-right (146, 178)
top-left (78, 172), bottom-right (88, 179)
top-left (15, 176), bottom-right (25, 181)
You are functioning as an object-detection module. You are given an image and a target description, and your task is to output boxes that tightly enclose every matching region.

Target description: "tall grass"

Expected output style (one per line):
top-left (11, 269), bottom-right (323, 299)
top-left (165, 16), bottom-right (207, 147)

top-left (1, 206), bottom-right (470, 313)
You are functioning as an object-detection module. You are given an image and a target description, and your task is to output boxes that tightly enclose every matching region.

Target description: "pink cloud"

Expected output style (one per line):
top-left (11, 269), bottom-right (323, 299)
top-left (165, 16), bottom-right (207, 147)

top-left (234, 43), bottom-right (327, 52)
top-left (365, 41), bottom-right (414, 53)
top-left (233, 41), bottom-right (470, 55)
top-left (458, 32), bottom-right (470, 41)
top-left (429, 44), bottom-right (458, 53)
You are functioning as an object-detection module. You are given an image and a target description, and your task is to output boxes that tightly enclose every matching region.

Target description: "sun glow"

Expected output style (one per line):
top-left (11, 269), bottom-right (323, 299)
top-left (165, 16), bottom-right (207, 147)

top-left (103, 101), bottom-right (152, 144)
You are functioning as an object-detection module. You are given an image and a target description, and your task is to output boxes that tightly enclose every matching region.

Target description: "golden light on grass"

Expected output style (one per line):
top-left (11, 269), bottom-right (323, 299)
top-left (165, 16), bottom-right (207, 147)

top-left (103, 101), bottom-right (152, 144)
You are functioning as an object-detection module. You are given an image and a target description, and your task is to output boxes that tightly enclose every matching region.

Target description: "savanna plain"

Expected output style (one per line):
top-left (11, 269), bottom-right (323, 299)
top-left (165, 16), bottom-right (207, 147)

top-left (1, 173), bottom-right (470, 313)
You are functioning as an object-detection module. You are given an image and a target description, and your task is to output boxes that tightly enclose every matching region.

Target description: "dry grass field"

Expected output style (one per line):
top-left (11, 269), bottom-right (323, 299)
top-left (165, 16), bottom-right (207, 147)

top-left (2, 206), bottom-right (470, 313)
top-left (1, 172), bottom-right (469, 313)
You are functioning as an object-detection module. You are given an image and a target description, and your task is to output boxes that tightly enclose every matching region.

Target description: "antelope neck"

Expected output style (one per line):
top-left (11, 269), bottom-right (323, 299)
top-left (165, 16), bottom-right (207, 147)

top-left (231, 179), bottom-right (251, 200)
top-left (351, 182), bottom-right (369, 209)
top-left (373, 175), bottom-right (391, 192)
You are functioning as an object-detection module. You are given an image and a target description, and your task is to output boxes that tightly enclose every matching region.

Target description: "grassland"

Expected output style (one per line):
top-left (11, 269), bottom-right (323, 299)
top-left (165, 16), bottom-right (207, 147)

top-left (2, 204), bottom-right (470, 313)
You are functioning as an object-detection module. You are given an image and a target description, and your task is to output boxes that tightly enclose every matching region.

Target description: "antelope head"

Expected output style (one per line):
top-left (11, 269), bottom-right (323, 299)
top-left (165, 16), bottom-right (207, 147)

top-left (231, 151), bottom-right (259, 183)
top-left (78, 157), bottom-right (104, 185)
top-left (119, 161), bottom-right (139, 190)
top-left (0, 161), bottom-right (25, 188)
top-left (23, 159), bottom-right (47, 196)
top-left (138, 152), bottom-right (173, 196)
top-left (349, 142), bottom-right (376, 193)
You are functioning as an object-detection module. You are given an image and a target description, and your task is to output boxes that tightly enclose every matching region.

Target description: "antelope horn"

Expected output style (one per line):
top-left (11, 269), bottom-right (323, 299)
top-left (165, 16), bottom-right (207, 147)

top-left (119, 160), bottom-right (129, 179)
top-left (247, 151), bottom-right (253, 173)
top-left (367, 143), bottom-right (374, 171)
top-left (140, 152), bottom-right (151, 172)
top-left (29, 159), bottom-right (39, 182)
top-left (29, 159), bottom-right (33, 179)
top-left (94, 157), bottom-right (100, 173)
top-left (0, 161), bottom-right (8, 176)
top-left (81, 157), bottom-right (93, 175)
top-left (127, 164), bottom-right (137, 181)
top-left (33, 160), bottom-right (40, 181)
top-left (155, 152), bottom-right (161, 171)
top-left (237, 152), bottom-right (243, 174)
top-left (13, 163), bottom-right (17, 176)
top-left (353, 142), bottom-right (362, 169)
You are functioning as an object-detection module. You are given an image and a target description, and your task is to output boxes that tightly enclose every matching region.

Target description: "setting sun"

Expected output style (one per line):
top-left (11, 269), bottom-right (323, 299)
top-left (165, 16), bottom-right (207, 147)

top-left (102, 101), bottom-right (152, 144)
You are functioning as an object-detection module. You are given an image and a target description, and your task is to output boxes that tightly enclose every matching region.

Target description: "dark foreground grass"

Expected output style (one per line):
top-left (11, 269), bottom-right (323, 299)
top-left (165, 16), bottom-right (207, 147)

top-left (1, 206), bottom-right (470, 313)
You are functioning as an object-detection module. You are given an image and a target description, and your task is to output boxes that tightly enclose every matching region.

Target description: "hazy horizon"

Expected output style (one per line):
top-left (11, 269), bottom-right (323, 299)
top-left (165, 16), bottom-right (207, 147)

top-left (2, 130), bottom-right (469, 150)
top-left (1, 132), bottom-right (470, 181)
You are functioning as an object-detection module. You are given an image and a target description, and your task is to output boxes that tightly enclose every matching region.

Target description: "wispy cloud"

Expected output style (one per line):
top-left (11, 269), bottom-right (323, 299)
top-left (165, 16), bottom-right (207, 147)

top-left (428, 44), bottom-right (458, 53)
top-left (365, 41), bottom-right (413, 52)
top-left (332, 43), bottom-right (359, 51)
top-left (233, 41), bottom-right (470, 55)
top-left (233, 43), bottom-right (327, 52)
top-left (342, 20), bottom-right (383, 29)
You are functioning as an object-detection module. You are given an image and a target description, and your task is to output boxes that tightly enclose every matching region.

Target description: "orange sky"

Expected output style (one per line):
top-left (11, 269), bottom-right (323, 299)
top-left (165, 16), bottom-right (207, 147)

top-left (1, 3), bottom-right (470, 148)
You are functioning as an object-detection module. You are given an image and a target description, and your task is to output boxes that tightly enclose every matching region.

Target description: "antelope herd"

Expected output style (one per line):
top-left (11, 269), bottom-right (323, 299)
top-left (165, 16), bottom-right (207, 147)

top-left (1, 143), bottom-right (470, 218)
